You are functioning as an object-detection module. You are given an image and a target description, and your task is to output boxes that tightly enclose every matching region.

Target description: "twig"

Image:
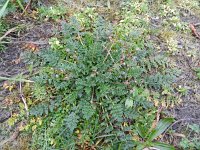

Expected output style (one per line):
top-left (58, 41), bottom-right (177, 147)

top-left (150, 106), bottom-right (163, 130)
top-left (194, 22), bottom-right (200, 26)
top-left (0, 113), bottom-right (11, 123)
top-left (189, 24), bottom-right (200, 39)
top-left (0, 76), bottom-right (34, 83)
top-left (156, 106), bottom-right (162, 123)
top-left (170, 118), bottom-right (200, 128)
top-left (21, 0), bottom-right (32, 15)
top-left (143, 148), bottom-right (160, 150)
top-left (162, 118), bottom-right (200, 138)
top-left (103, 44), bottom-right (115, 63)
top-left (0, 27), bottom-right (17, 42)
top-left (19, 80), bottom-right (29, 117)
top-left (0, 40), bottom-right (48, 45)
top-left (0, 130), bottom-right (19, 147)
top-left (0, 122), bottom-right (22, 147)
top-left (95, 134), bottom-right (116, 139)
top-left (77, 33), bottom-right (84, 46)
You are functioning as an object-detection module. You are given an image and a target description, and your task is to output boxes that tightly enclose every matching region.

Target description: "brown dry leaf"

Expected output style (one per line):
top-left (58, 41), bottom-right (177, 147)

top-left (123, 122), bottom-right (128, 127)
top-left (172, 133), bottom-right (186, 138)
top-left (189, 24), bottom-right (200, 39)
top-left (3, 81), bottom-right (9, 89)
top-left (132, 135), bottom-right (140, 141)
top-left (153, 99), bottom-right (159, 107)
top-left (29, 10), bottom-right (38, 19)
top-left (151, 120), bottom-right (157, 130)
top-left (12, 57), bottom-right (21, 64)
top-left (95, 139), bottom-right (101, 146)
top-left (151, 106), bottom-right (162, 130)
top-left (4, 97), bottom-right (13, 106)
top-left (161, 100), bottom-right (166, 108)
top-left (77, 133), bottom-right (82, 140)
top-left (3, 81), bottom-right (15, 91)
top-left (23, 43), bottom-right (39, 52)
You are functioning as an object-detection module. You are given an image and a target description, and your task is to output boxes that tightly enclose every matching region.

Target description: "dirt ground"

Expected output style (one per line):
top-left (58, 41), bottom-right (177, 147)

top-left (168, 12), bottom-right (200, 146)
top-left (0, 21), bottom-right (53, 148)
top-left (170, 11), bottom-right (200, 124)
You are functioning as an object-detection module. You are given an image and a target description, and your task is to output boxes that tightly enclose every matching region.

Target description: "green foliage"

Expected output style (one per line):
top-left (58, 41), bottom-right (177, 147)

top-left (24, 15), bottom-right (177, 149)
top-left (38, 5), bottom-right (68, 21)
top-left (0, 0), bottom-right (25, 17)
top-left (0, 19), bottom-right (8, 51)
top-left (136, 118), bottom-right (175, 150)
top-left (22, 1), bottom-right (179, 149)
top-left (0, 0), bottom-right (9, 18)
top-left (65, 112), bottom-right (79, 133)
top-left (194, 68), bottom-right (200, 80)
top-left (179, 124), bottom-right (200, 150)
top-left (148, 118), bottom-right (174, 141)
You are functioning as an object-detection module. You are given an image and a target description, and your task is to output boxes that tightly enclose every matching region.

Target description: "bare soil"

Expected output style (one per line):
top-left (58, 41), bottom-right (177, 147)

top-left (0, 20), bottom-right (53, 148)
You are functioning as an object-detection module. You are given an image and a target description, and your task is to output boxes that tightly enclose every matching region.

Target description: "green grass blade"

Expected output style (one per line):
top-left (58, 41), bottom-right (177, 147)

top-left (0, 0), bottom-right (10, 18)
top-left (136, 124), bottom-right (148, 139)
top-left (16, 0), bottom-right (25, 11)
top-left (148, 118), bottom-right (174, 141)
top-left (153, 142), bottom-right (175, 150)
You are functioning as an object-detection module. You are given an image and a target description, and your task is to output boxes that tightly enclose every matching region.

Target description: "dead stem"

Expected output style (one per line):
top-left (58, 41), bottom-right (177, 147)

top-left (19, 80), bottom-right (29, 117)
top-left (0, 27), bottom-right (17, 42)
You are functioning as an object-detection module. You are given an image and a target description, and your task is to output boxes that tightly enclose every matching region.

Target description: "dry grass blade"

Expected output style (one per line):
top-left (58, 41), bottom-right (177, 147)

top-left (0, 76), bottom-right (34, 83)
top-left (19, 81), bottom-right (29, 117)
top-left (0, 27), bottom-right (17, 42)
top-left (21, 0), bottom-right (32, 15)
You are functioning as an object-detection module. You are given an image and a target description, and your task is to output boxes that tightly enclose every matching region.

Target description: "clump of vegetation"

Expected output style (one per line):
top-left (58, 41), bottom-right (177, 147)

top-left (0, 0), bottom-right (25, 18)
top-left (0, 19), bottom-right (9, 51)
top-left (38, 5), bottom-right (69, 21)
top-left (20, 3), bottom-right (179, 149)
